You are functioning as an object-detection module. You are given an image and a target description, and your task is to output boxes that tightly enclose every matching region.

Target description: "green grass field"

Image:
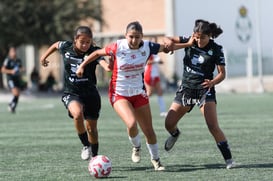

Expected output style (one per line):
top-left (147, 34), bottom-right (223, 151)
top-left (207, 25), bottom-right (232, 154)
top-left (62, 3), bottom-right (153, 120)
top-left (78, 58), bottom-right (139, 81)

top-left (1, 91), bottom-right (273, 181)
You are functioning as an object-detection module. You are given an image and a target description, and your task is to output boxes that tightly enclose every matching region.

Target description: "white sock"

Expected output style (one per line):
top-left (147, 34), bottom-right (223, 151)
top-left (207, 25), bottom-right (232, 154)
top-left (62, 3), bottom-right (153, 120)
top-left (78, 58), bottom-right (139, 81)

top-left (129, 134), bottom-right (141, 148)
top-left (157, 96), bottom-right (166, 113)
top-left (146, 143), bottom-right (159, 160)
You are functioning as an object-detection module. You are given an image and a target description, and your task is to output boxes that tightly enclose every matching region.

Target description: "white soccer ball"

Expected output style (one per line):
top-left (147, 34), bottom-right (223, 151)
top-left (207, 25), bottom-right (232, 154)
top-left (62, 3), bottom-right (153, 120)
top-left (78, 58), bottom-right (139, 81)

top-left (88, 155), bottom-right (112, 178)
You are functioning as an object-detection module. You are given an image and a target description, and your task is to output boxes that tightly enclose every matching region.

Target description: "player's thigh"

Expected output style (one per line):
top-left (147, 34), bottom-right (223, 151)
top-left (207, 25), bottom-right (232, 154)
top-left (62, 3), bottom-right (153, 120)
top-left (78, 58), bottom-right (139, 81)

top-left (166, 102), bottom-right (190, 126)
top-left (68, 100), bottom-right (83, 118)
top-left (200, 102), bottom-right (218, 126)
top-left (113, 99), bottom-right (137, 128)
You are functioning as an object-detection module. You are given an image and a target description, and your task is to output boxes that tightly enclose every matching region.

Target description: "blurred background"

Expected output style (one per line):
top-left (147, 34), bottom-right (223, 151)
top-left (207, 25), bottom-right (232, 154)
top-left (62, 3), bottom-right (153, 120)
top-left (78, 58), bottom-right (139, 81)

top-left (0, 0), bottom-right (272, 94)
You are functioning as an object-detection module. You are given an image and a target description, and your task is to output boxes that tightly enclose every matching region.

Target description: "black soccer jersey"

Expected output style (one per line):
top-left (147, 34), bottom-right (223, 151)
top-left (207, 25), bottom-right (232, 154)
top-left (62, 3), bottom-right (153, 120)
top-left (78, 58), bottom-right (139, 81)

top-left (3, 57), bottom-right (23, 81)
top-left (179, 36), bottom-right (225, 89)
top-left (58, 41), bottom-right (103, 96)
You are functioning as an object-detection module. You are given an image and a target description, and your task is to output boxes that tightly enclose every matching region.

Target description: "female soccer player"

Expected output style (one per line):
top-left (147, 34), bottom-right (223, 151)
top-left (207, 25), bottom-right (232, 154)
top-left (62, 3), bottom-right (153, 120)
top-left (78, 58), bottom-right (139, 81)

top-left (144, 54), bottom-right (167, 117)
top-left (164, 19), bottom-right (236, 169)
top-left (40, 26), bottom-right (111, 161)
top-left (1, 46), bottom-right (24, 113)
top-left (76, 21), bottom-right (192, 170)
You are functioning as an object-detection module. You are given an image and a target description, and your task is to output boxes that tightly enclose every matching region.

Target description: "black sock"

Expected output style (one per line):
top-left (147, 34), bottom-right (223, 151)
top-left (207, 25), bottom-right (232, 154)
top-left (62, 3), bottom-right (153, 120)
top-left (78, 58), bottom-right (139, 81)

top-left (10, 96), bottom-right (19, 108)
top-left (78, 132), bottom-right (90, 147)
top-left (170, 128), bottom-right (180, 137)
top-left (90, 143), bottom-right (99, 157)
top-left (217, 141), bottom-right (232, 160)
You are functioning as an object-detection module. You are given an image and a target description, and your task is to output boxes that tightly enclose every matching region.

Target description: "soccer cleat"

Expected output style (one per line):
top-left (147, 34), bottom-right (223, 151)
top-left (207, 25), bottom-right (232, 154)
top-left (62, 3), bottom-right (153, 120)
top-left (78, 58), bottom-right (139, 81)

top-left (131, 147), bottom-right (141, 163)
top-left (8, 104), bottom-right (15, 113)
top-left (81, 146), bottom-right (91, 160)
top-left (164, 130), bottom-right (180, 151)
top-left (226, 159), bottom-right (236, 169)
top-left (151, 159), bottom-right (165, 171)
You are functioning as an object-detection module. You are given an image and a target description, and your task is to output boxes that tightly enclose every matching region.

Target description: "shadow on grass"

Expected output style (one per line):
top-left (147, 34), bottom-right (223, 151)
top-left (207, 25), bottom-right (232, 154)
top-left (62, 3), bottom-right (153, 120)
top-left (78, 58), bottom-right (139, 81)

top-left (114, 164), bottom-right (223, 173)
top-left (89, 163), bottom-right (273, 179)
top-left (107, 166), bottom-right (156, 179)
top-left (114, 166), bottom-right (154, 172)
top-left (234, 163), bottom-right (273, 169)
top-left (164, 164), bottom-right (223, 172)
top-left (163, 162), bottom-right (273, 172)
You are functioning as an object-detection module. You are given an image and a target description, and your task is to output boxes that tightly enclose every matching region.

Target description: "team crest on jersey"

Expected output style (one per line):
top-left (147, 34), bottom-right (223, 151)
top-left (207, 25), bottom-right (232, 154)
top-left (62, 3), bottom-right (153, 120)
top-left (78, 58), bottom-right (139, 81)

top-left (141, 51), bottom-right (146, 56)
top-left (198, 55), bottom-right (205, 64)
top-left (131, 54), bottom-right (136, 59)
top-left (192, 54), bottom-right (204, 65)
top-left (208, 50), bottom-right (213, 56)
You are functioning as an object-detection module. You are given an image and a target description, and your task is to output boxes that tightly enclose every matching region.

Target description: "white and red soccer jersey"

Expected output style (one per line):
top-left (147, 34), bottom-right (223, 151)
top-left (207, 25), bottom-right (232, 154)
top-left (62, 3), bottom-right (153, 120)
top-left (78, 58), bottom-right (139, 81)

top-left (144, 54), bottom-right (161, 86)
top-left (105, 39), bottom-right (160, 97)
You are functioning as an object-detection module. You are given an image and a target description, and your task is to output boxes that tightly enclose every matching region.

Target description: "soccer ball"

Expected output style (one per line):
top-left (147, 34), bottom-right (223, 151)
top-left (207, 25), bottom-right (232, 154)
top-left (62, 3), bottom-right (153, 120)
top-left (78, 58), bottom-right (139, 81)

top-left (88, 155), bottom-right (112, 178)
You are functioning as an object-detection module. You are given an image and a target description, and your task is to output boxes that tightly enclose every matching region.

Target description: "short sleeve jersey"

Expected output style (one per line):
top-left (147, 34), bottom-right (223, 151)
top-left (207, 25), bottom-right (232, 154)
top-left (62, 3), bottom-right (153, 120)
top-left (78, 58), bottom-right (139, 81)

top-left (179, 36), bottom-right (226, 89)
top-left (105, 39), bottom-right (160, 96)
top-left (3, 57), bottom-right (23, 80)
top-left (144, 54), bottom-right (161, 78)
top-left (58, 41), bottom-right (102, 96)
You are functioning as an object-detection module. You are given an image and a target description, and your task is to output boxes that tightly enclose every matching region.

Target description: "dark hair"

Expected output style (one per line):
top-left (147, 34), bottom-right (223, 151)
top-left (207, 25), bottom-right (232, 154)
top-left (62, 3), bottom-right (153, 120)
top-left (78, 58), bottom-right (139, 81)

top-left (126, 21), bottom-right (143, 34)
top-left (193, 19), bottom-right (223, 39)
top-left (74, 26), bottom-right (93, 39)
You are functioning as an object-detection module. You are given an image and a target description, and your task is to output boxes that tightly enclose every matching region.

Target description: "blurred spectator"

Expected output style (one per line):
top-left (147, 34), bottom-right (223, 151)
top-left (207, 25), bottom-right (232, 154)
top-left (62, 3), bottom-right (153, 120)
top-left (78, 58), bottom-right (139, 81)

top-left (30, 67), bottom-right (40, 92)
top-left (45, 72), bottom-right (56, 92)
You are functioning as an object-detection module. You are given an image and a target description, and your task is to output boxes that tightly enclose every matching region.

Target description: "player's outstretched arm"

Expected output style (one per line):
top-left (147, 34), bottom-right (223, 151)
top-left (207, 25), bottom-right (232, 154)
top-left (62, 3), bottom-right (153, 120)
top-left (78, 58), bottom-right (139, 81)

top-left (163, 35), bottom-right (195, 52)
top-left (76, 48), bottom-right (107, 77)
top-left (173, 35), bottom-right (195, 50)
top-left (40, 42), bottom-right (59, 67)
top-left (99, 58), bottom-right (113, 72)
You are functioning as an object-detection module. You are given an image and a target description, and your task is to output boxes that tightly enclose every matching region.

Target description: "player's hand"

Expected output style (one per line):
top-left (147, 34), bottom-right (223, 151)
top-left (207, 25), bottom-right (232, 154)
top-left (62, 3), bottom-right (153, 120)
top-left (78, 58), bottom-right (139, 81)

top-left (41, 59), bottom-right (49, 67)
top-left (163, 37), bottom-right (175, 53)
top-left (108, 55), bottom-right (114, 70)
top-left (162, 47), bottom-right (174, 55)
top-left (188, 33), bottom-right (196, 46)
top-left (76, 66), bottom-right (84, 78)
top-left (202, 79), bottom-right (214, 88)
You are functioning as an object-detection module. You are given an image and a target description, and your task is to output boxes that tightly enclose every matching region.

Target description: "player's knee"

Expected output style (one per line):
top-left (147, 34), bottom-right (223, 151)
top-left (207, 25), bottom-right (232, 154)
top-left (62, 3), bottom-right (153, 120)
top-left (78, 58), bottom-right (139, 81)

top-left (87, 128), bottom-right (98, 138)
top-left (146, 91), bottom-right (152, 96)
top-left (86, 124), bottom-right (97, 133)
top-left (72, 111), bottom-right (83, 121)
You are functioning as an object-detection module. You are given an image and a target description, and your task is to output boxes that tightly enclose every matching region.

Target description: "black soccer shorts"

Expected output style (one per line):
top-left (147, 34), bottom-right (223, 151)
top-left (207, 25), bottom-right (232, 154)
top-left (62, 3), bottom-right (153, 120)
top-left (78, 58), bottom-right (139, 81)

top-left (62, 91), bottom-right (101, 120)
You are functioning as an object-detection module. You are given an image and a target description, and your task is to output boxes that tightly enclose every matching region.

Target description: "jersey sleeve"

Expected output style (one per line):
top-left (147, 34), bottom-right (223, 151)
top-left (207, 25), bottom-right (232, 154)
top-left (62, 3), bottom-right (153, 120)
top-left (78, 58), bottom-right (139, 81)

top-left (3, 58), bottom-right (9, 67)
top-left (58, 41), bottom-right (70, 54)
top-left (148, 42), bottom-right (160, 55)
top-left (90, 46), bottom-right (105, 64)
top-left (179, 36), bottom-right (190, 43)
top-left (215, 45), bottom-right (226, 66)
top-left (105, 42), bottom-right (117, 56)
